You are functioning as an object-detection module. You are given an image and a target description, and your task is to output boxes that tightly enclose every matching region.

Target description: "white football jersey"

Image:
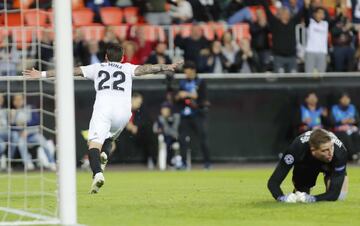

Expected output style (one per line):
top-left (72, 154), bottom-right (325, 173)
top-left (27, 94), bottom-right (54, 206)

top-left (80, 62), bottom-right (138, 113)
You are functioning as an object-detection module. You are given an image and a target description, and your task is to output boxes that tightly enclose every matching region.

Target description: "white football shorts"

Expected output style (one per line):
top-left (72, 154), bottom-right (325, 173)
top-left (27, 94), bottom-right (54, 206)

top-left (88, 108), bottom-right (131, 144)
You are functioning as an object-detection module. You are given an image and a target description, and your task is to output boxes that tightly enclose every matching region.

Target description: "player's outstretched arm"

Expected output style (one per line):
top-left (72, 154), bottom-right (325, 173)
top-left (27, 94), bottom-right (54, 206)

top-left (22, 67), bottom-right (84, 78)
top-left (134, 61), bottom-right (184, 76)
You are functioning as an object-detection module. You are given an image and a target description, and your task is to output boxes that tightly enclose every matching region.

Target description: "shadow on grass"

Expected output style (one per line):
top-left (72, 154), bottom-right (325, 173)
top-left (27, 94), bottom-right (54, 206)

top-left (244, 200), bottom-right (311, 209)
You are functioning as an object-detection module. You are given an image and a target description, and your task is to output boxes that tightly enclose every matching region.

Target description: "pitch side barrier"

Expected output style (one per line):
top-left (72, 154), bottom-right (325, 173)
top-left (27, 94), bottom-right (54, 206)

top-left (2, 73), bottom-right (360, 162)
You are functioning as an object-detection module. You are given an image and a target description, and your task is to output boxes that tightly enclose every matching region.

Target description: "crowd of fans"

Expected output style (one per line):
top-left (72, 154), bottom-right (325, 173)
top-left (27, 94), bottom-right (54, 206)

top-left (295, 91), bottom-right (360, 162)
top-left (2, 0), bottom-right (360, 75)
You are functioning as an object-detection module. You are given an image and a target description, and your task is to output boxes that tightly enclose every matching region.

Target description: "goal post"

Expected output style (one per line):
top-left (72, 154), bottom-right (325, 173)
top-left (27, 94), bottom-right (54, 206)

top-left (54, 0), bottom-right (77, 225)
top-left (0, 0), bottom-right (79, 225)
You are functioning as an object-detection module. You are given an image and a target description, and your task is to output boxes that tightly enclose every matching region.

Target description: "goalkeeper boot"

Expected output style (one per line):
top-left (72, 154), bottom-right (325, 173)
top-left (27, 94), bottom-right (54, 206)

top-left (100, 152), bottom-right (108, 172)
top-left (90, 172), bottom-right (105, 194)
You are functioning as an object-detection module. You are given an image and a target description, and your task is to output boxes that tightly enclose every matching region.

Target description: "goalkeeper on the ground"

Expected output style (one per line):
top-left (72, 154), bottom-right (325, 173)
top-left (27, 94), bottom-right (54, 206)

top-left (268, 128), bottom-right (348, 203)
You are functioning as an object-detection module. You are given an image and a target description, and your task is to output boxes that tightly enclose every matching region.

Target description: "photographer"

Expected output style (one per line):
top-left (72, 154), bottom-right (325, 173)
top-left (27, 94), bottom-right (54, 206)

top-left (175, 61), bottom-right (211, 169)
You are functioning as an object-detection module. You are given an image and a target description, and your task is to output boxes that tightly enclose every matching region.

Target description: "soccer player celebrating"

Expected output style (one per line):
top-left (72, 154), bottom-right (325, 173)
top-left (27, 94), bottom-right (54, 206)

top-left (23, 43), bottom-right (183, 194)
top-left (268, 128), bottom-right (348, 203)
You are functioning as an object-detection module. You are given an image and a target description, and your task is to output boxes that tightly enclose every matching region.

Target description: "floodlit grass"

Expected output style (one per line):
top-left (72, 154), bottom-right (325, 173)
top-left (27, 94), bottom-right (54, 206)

top-left (76, 166), bottom-right (360, 226)
top-left (1, 166), bottom-right (359, 225)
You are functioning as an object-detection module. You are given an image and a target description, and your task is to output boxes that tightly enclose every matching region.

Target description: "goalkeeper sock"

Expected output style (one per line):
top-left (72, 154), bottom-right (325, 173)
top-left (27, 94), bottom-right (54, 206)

top-left (88, 148), bottom-right (101, 177)
top-left (101, 138), bottom-right (112, 157)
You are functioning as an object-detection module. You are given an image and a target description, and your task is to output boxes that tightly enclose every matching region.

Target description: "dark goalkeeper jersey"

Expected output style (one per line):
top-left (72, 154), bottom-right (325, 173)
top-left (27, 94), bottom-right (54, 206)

top-left (267, 131), bottom-right (348, 201)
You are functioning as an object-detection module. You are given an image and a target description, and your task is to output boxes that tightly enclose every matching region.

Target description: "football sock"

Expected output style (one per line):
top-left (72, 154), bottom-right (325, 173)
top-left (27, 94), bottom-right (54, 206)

top-left (88, 148), bottom-right (101, 177)
top-left (101, 138), bottom-right (112, 157)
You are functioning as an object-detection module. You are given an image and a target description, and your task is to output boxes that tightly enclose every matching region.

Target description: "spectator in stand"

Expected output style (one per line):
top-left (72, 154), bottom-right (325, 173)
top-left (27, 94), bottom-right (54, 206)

top-left (330, 4), bottom-right (355, 72)
top-left (250, 8), bottom-right (272, 72)
top-left (101, 27), bottom-right (121, 45)
top-left (259, 0), bottom-right (304, 73)
top-left (295, 91), bottom-right (329, 134)
top-left (11, 94), bottom-right (56, 170)
top-left (225, 0), bottom-right (252, 24)
top-left (99, 27), bottom-right (121, 58)
top-left (82, 40), bottom-right (104, 65)
top-left (145, 0), bottom-right (171, 25)
top-left (111, 0), bottom-right (133, 8)
top-left (198, 40), bottom-right (230, 73)
top-left (175, 25), bottom-right (210, 68)
top-left (234, 38), bottom-right (259, 73)
top-left (36, 31), bottom-right (54, 71)
top-left (29, 0), bottom-right (52, 9)
top-left (131, 0), bottom-right (147, 16)
top-left (331, 92), bottom-right (360, 161)
top-left (188, 0), bottom-right (222, 22)
top-left (175, 61), bottom-right (211, 169)
top-left (0, 94), bottom-right (9, 170)
top-left (128, 26), bottom-right (154, 64)
top-left (282, 0), bottom-right (304, 16)
top-left (354, 42), bottom-right (360, 70)
top-left (351, 0), bottom-right (360, 24)
top-left (122, 41), bottom-right (141, 64)
top-left (304, 0), bottom-right (329, 73)
top-left (0, 38), bottom-right (20, 76)
top-left (86, 0), bottom-right (111, 23)
top-left (73, 29), bottom-right (87, 66)
top-left (146, 42), bottom-right (172, 65)
top-left (169, 0), bottom-right (194, 24)
top-left (221, 31), bottom-right (240, 72)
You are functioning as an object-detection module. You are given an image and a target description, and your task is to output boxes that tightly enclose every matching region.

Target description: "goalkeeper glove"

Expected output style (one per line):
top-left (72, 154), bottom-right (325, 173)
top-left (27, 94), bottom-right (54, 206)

top-left (295, 191), bottom-right (316, 203)
top-left (277, 193), bottom-right (297, 203)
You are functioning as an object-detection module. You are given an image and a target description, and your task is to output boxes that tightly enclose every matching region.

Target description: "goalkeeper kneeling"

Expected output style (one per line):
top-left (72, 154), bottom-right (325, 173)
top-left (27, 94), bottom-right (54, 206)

top-left (268, 128), bottom-right (348, 203)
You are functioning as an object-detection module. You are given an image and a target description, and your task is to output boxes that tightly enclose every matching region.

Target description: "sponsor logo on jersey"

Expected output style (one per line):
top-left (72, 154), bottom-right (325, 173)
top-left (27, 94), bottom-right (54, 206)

top-left (284, 154), bottom-right (294, 165)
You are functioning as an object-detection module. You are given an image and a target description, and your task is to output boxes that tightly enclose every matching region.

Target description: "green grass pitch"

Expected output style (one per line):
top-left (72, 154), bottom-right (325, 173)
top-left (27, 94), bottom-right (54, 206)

top-left (76, 166), bottom-right (360, 226)
top-left (1, 166), bottom-right (360, 226)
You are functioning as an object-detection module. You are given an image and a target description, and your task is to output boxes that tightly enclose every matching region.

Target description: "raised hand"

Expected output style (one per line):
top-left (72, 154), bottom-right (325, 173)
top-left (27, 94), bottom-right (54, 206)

top-left (22, 68), bottom-right (41, 78)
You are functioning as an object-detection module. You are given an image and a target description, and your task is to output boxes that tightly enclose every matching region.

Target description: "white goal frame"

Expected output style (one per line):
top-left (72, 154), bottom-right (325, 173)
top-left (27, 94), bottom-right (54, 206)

top-left (0, 0), bottom-right (78, 225)
top-left (54, 0), bottom-right (77, 225)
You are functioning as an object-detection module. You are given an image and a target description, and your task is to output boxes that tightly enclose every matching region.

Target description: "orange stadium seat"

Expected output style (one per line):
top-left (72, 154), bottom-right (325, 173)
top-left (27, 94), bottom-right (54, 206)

top-left (77, 25), bottom-right (105, 42)
top-left (123, 7), bottom-right (139, 24)
top-left (72, 8), bottom-right (95, 26)
top-left (171, 23), bottom-right (192, 38)
top-left (269, 6), bottom-right (277, 15)
top-left (0, 13), bottom-right (23, 26)
top-left (72, 0), bottom-right (85, 10)
top-left (47, 9), bottom-right (54, 26)
top-left (130, 25), bottom-right (166, 42)
top-left (200, 23), bottom-right (215, 40)
top-left (11, 27), bottom-right (34, 49)
top-left (13, 0), bottom-right (34, 9)
top-left (109, 25), bottom-right (129, 40)
top-left (100, 7), bottom-right (123, 25)
top-left (24, 9), bottom-right (48, 27)
top-left (231, 23), bottom-right (251, 42)
top-left (200, 22), bottom-right (227, 41)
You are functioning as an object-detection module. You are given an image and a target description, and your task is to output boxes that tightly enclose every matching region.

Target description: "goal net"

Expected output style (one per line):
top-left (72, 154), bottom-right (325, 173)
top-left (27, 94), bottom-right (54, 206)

top-left (0, 0), bottom-right (77, 225)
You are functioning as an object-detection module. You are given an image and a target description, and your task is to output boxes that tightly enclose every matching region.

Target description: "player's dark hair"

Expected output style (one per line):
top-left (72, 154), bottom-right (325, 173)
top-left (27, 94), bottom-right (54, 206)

top-left (309, 129), bottom-right (332, 149)
top-left (105, 43), bottom-right (124, 62)
top-left (313, 7), bottom-right (325, 14)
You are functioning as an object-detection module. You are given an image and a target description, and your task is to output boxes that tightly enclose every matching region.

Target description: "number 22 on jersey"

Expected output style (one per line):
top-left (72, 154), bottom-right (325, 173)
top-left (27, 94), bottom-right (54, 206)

top-left (98, 70), bottom-right (126, 91)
